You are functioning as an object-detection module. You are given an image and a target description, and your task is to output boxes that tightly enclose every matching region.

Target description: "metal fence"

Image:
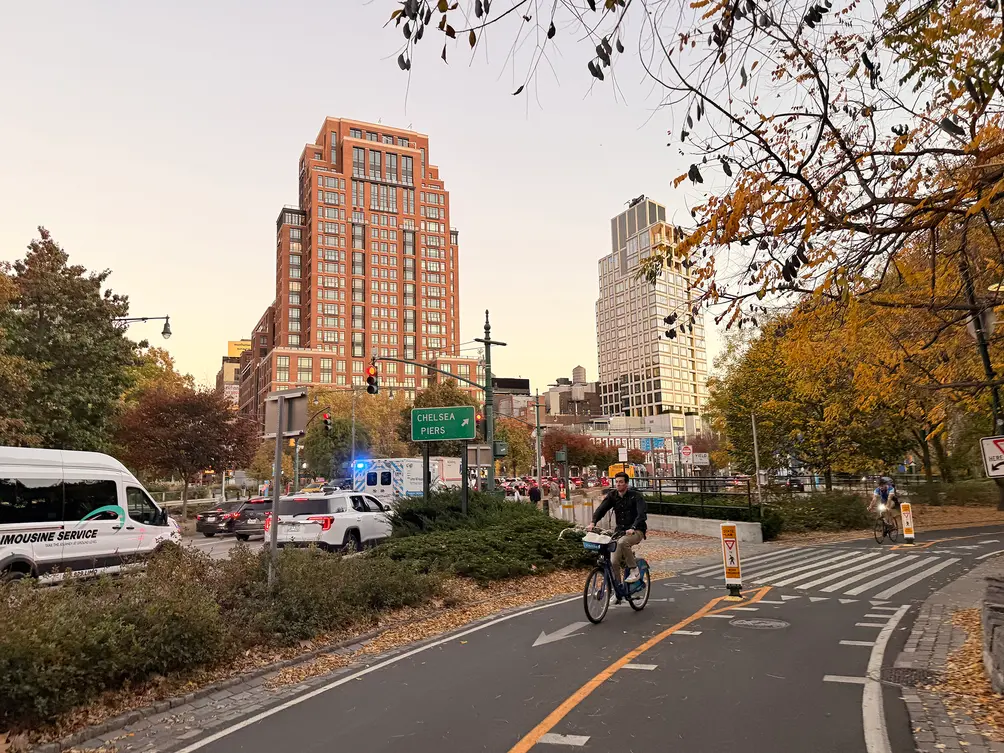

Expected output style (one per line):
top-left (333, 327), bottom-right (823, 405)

top-left (636, 476), bottom-right (760, 521)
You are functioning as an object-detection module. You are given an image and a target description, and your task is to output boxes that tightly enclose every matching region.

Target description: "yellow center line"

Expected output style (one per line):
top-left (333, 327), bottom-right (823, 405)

top-left (506, 586), bottom-right (773, 753)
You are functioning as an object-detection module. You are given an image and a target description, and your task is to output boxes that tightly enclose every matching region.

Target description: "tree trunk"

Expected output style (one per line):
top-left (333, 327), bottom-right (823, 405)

top-left (182, 479), bottom-right (189, 523)
top-left (824, 467), bottom-right (833, 491)
top-left (913, 429), bottom-right (933, 484)
top-left (931, 435), bottom-right (954, 483)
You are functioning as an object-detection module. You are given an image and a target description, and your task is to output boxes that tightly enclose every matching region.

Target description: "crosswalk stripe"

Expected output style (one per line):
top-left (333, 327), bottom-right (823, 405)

top-left (795, 552), bottom-right (901, 591)
top-left (869, 558), bottom-right (960, 600)
top-left (738, 549), bottom-right (844, 580)
top-left (771, 551), bottom-right (888, 588)
top-left (842, 557), bottom-right (939, 596)
top-left (683, 547), bottom-right (816, 576)
top-left (819, 555), bottom-right (920, 593)
top-left (749, 550), bottom-right (864, 584)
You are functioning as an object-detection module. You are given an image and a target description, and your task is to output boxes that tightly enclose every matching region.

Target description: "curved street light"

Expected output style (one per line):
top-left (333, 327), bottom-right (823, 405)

top-left (115, 315), bottom-right (172, 340)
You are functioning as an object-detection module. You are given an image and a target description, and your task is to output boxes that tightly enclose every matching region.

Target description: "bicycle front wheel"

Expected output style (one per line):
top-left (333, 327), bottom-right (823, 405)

top-left (873, 518), bottom-right (886, 544)
top-left (888, 518), bottom-right (899, 542)
top-left (583, 566), bottom-right (611, 624)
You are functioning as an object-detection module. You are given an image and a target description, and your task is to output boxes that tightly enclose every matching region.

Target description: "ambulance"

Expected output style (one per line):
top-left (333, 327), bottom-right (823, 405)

top-left (352, 457), bottom-right (463, 505)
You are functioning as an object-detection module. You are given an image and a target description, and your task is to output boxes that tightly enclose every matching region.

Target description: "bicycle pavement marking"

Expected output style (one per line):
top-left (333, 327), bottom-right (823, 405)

top-left (506, 585), bottom-right (773, 753)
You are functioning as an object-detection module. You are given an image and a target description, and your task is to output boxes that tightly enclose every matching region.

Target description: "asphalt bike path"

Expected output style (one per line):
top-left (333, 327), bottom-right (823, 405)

top-left (176, 525), bottom-right (1002, 753)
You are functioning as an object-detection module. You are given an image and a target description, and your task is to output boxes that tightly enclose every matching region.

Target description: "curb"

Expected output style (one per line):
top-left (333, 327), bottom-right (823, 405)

top-left (28, 588), bottom-right (583, 753)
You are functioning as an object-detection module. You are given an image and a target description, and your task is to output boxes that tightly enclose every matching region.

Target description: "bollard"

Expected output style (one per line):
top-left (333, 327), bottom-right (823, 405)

top-left (901, 501), bottom-right (916, 545)
top-left (720, 523), bottom-right (743, 599)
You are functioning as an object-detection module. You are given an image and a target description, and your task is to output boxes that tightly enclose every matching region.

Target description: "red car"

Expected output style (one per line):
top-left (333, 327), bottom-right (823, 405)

top-left (600, 477), bottom-right (611, 488)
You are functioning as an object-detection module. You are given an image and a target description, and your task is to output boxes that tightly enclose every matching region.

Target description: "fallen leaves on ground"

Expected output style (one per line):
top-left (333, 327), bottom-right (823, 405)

top-left (932, 608), bottom-right (1004, 742)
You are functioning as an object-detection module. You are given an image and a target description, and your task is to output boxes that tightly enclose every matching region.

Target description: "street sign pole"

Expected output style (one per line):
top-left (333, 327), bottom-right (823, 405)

top-left (422, 443), bottom-right (430, 501)
top-left (751, 412), bottom-right (764, 508)
top-left (461, 440), bottom-right (469, 515)
top-left (720, 523), bottom-right (743, 599)
top-left (474, 311), bottom-right (506, 495)
top-left (293, 439), bottom-right (300, 493)
top-left (268, 395), bottom-right (285, 589)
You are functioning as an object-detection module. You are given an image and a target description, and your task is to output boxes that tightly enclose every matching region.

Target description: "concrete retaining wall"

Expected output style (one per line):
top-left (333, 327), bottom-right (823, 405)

top-left (983, 575), bottom-right (1004, 695)
top-left (647, 514), bottom-right (763, 544)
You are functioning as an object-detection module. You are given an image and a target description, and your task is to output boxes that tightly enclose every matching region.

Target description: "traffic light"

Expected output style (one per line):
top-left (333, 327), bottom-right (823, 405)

top-left (366, 364), bottom-right (379, 394)
top-left (323, 412), bottom-right (332, 432)
top-left (476, 411), bottom-right (484, 437)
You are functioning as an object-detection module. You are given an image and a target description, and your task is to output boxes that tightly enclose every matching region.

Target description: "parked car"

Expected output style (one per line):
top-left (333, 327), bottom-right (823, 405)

top-left (233, 498), bottom-right (272, 541)
top-left (600, 477), bottom-right (611, 488)
top-left (267, 491), bottom-right (391, 553)
top-left (785, 478), bottom-right (806, 492)
top-left (195, 501), bottom-right (243, 537)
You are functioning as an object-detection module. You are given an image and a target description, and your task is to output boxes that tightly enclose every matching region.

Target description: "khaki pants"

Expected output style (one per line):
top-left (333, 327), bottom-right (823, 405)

top-left (611, 530), bottom-right (644, 581)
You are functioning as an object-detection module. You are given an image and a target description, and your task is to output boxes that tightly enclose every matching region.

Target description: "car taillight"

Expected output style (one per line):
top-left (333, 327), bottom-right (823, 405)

top-left (308, 515), bottom-right (334, 531)
top-left (196, 515), bottom-right (203, 520)
top-left (264, 512), bottom-right (272, 532)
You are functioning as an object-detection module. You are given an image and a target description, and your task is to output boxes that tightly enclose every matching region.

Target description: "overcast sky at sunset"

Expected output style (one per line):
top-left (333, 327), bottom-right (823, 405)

top-left (0, 1), bottom-right (722, 389)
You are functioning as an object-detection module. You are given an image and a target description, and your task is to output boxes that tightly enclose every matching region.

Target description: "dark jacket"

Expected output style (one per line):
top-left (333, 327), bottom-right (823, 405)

top-left (592, 487), bottom-right (647, 534)
top-left (528, 486), bottom-right (542, 503)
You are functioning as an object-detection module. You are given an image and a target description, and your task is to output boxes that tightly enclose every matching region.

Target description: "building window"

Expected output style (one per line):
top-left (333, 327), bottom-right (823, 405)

top-left (352, 147), bottom-right (365, 178)
top-left (402, 156), bottom-right (414, 185)
top-left (382, 134), bottom-right (395, 145)
top-left (368, 150), bottom-right (382, 180)
top-left (398, 136), bottom-right (409, 147)
top-left (289, 228), bottom-right (302, 240)
top-left (297, 357), bottom-right (313, 383)
top-left (385, 153), bottom-right (398, 182)
top-left (276, 356), bottom-right (290, 382)
top-left (367, 131), bottom-right (378, 141)
top-left (352, 224), bottom-right (365, 251)
top-left (350, 128), bottom-right (362, 139)
top-left (352, 333), bottom-right (365, 358)
top-left (288, 334), bottom-right (300, 347)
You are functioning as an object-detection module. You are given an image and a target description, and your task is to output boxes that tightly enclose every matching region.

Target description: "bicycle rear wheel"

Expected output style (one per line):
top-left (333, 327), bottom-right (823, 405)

top-left (628, 568), bottom-right (651, 611)
top-left (873, 518), bottom-right (886, 544)
top-left (583, 566), bottom-right (611, 624)
top-left (888, 518), bottom-right (899, 542)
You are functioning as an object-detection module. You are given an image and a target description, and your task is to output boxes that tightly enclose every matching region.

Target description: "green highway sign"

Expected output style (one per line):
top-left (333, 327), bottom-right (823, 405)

top-left (411, 405), bottom-right (477, 442)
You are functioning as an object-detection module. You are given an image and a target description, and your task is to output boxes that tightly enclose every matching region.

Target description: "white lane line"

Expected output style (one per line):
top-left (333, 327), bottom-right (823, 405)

top-left (173, 594), bottom-right (581, 753)
top-left (870, 559), bottom-right (960, 600)
top-left (727, 607), bottom-right (759, 612)
top-left (819, 555), bottom-right (921, 593)
top-left (741, 550), bottom-right (848, 580)
top-left (977, 549), bottom-right (1004, 560)
top-left (675, 630), bottom-right (703, 635)
top-left (863, 604), bottom-right (911, 753)
top-left (749, 550), bottom-right (865, 584)
top-left (864, 614), bottom-right (891, 619)
top-left (841, 640), bottom-right (876, 647)
top-left (539, 733), bottom-right (591, 746)
top-left (623, 663), bottom-right (659, 671)
top-left (839, 599), bottom-right (858, 604)
top-left (857, 623), bottom-right (888, 628)
top-left (824, 675), bottom-right (867, 685)
top-left (758, 599), bottom-right (786, 604)
top-left (771, 552), bottom-right (888, 588)
top-left (809, 597), bottom-right (829, 603)
top-left (704, 614), bottom-right (733, 619)
top-left (979, 540), bottom-right (1000, 545)
top-left (842, 557), bottom-right (937, 596)
top-left (683, 547), bottom-right (816, 576)
top-left (870, 606), bottom-right (899, 611)
top-left (796, 553), bottom-right (901, 591)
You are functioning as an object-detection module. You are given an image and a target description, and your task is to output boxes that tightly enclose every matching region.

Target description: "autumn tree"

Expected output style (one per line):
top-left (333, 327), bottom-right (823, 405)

top-left (0, 228), bottom-right (135, 451)
top-left (247, 441), bottom-right (295, 486)
top-left (122, 346), bottom-right (194, 404)
top-left (0, 274), bottom-right (39, 446)
top-left (310, 387), bottom-right (410, 460)
top-left (301, 415), bottom-right (372, 478)
top-left (116, 387), bottom-right (258, 518)
top-left (495, 417), bottom-right (535, 475)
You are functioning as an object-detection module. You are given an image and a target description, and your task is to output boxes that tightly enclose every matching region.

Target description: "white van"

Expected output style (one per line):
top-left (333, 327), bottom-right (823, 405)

top-left (0, 447), bottom-right (181, 583)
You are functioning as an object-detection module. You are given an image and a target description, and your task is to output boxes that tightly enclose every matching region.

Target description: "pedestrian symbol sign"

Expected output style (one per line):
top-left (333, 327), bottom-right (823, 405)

top-left (901, 501), bottom-right (915, 543)
top-left (720, 523), bottom-right (741, 585)
top-left (980, 436), bottom-right (1004, 478)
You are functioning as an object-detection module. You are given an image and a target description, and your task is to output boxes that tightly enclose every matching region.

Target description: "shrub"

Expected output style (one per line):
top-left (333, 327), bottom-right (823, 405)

top-left (388, 490), bottom-right (541, 536)
top-left (762, 491), bottom-right (872, 537)
top-left (371, 517), bottom-right (594, 583)
top-left (0, 545), bottom-right (440, 729)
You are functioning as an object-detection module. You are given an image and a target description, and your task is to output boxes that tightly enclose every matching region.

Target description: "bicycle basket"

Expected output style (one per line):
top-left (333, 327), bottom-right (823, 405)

top-left (582, 532), bottom-right (613, 551)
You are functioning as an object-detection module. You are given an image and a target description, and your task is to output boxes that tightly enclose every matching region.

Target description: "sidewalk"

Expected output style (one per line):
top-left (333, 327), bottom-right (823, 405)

top-left (892, 558), bottom-right (1004, 753)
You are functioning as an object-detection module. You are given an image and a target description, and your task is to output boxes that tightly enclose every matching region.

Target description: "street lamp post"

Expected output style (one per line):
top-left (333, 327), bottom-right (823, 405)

top-left (114, 315), bottom-right (172, 339)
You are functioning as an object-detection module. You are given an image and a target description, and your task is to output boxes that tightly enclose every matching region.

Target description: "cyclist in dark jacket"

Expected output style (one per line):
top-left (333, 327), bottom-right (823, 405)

top-left (588, 472), bottom-right (647, 583)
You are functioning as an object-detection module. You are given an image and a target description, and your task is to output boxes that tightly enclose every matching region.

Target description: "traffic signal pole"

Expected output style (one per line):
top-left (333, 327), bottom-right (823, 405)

top-left (475, 310), bottom-right (506, 494)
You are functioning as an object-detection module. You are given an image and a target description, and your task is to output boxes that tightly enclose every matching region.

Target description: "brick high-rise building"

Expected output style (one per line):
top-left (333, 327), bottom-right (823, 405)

top-left (240, 118), bottom-right (480, 429)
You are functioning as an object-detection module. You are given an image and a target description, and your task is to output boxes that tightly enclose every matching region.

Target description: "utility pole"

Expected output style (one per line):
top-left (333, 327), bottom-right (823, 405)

top-left (535, 389), bottom-right (543, 490)
top-left (350, 387), bottom-right (358, 476)
top-left (751, 412), bottom-right (763, 508)
top-left (474, 310), bottom-right (506, 494)
top-left (293, 439), bottom-right (300, 492)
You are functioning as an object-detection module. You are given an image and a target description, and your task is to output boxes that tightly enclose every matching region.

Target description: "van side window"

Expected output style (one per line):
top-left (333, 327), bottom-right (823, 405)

top-left (380, 471), bottom-right (392, 486)
top-left (366, 472), bottom-right (377, 486)
top-left (63, 479), bottom-right (119, 521)
top-left (0, 478), bottom-right (62, 524)
top-left (126, 487), bottom-right (163, 526)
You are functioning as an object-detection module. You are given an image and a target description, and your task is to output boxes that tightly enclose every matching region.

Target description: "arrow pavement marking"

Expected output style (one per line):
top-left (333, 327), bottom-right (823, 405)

top-left (809, 597), bottom-right (830, 603)
top-left (780, 595), bottom-right (801, 601)
top-left (533, 622), bottom-right (590, 647)
top-left (539, 733), bottom-right (590, 747)
top-left (839, 599), bottom-right (858, 604)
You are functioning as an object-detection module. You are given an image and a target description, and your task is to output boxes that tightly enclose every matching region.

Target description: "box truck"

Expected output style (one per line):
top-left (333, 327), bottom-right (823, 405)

top-left (352, 457), bottom-right (462, 504)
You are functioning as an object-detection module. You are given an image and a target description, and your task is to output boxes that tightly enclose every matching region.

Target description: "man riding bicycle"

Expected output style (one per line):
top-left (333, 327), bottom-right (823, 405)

top-left (869, 476), bottom-right (900, 526)
top-left (587, 471), bottom-right (647, 586)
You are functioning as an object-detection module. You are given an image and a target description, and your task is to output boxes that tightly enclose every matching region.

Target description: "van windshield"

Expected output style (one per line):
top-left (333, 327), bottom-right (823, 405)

top-left (277, 497), bottom-right (332, 516)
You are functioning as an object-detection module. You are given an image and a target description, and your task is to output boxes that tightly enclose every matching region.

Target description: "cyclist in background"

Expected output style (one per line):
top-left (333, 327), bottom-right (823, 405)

top-left (870, 477), bottom-right (900, 527)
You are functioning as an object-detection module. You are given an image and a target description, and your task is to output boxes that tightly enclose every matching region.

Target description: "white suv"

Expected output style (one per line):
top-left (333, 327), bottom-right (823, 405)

top-left (270, 492), bottom-right (391, 553)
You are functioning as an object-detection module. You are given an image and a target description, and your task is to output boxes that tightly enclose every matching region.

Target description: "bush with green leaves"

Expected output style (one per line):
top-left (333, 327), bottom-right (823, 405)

top-left (388, 489), bottom-right (543, 536)
top-left (761, 492), bottom-right (873, 539)
top-left (0, 545), bottom-right (439, 729)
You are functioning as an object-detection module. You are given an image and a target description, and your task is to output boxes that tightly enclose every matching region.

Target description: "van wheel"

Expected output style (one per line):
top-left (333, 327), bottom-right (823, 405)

top-left (1, 569), bottom-right (28, 585)
top-left (342, 531), bottom-right (361, 554)
top-left (202, 532), bottom-right (216, 538)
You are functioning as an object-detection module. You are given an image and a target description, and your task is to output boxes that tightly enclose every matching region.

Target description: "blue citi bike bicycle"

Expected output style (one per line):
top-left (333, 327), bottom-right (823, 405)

top-left (563, 527), bottom-right (651, 624)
